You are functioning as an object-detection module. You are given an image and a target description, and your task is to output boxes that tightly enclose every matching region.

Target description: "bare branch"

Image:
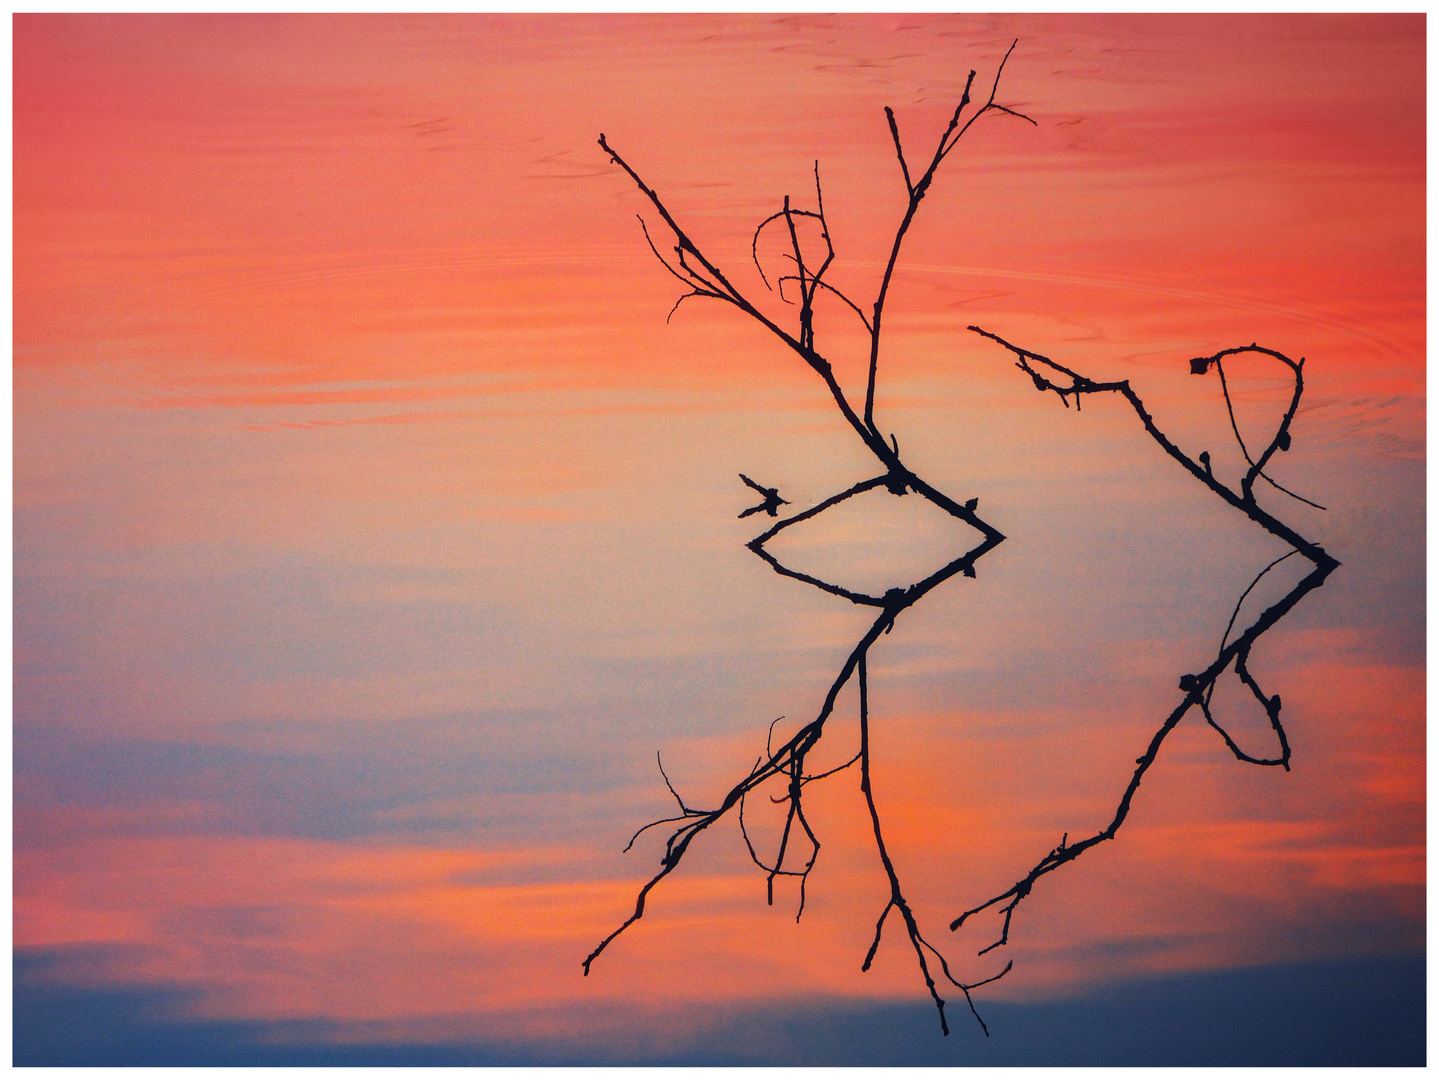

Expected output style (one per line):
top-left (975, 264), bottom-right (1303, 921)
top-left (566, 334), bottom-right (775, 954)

top-left (665, 290), bottom-right (710, 324)
top-left (1200, 686), bottom-right (1287, 769)
top-left (799, 749), bottom-right (863, 785)
top-left (951, 559), bottom-right (1332, 947)
top-left (656, 751), bottom-right (692, 814)
top-left (624, 812), bottom-right (701, 854)
top-left (1211, 550), bottom-right (1299, 664)
top-left (968, 326), bottom-right (1333, 566)
top-left (637, 215), bottom-right (719, 295)
top-left (988, 102), bottom-right (1037, 126)
top-left (950, 327), bottom-right (1339, 955)
top-left (601, 134), bottom-right (892, 467)
top-left (856, 654), bottom-right (954, 1034)
top-left (584, 484), bottom-right (1003, 1024)
top-left (864, 68), bottom-right (977, 437)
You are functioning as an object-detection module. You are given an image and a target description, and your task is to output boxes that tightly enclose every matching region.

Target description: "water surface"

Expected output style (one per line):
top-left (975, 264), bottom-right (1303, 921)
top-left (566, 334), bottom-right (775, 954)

top-left (14, 13), bottom-right (1424, 1061)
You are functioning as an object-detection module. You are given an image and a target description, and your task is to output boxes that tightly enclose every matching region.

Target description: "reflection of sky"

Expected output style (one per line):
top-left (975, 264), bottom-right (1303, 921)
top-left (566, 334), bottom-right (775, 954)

top-left (14, 14), bottom-right (1423, 1063)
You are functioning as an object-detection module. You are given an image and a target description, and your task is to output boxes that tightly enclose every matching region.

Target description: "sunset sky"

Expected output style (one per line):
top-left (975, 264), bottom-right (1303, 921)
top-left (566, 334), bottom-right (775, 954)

top-left (13, 14), bottom-right (1424, 1065)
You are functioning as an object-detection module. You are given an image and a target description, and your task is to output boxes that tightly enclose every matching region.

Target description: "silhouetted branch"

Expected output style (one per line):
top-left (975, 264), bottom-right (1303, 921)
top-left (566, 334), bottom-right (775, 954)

top-left (593, 42), bottom-right (1119, 1036)
top-left (584, 588), bottom-right (894, 975)
top-left (599, 132), bottom-right (891, 470)
top-left (855, 653), bottom-right (1012, 1036)
top-left (951, 327), bottom-right (1339, 955)
top-left (600, 44), bottom-right (1028, 531)
top-left (584, 492), bottom-right (1004, 1027)
top-left (748, 545), bottom-right (888, 607)
top-left (1195, 550), bottom-right (1299, 769)
top-left (1200, 645), bottom-right (1291, 769)
top-left (950, 556), bottom-right (1331, 950)
top-left (1214, 550), bottom-right (1298, 659)
top-left (864, 40), bottom-right (1035, 438)
top-left (623, 812), bottom-right (700, 854)
top-left (748, 475), bottom-right (890, 545)
top-left (1208, 349), bottom-right (1326, 509)
top-left (797, 749), bottom-right (863, 786)
top-left (765, 715), bottom-right (786, 757)
top-left (967, 327), bottom-right (1331, 565)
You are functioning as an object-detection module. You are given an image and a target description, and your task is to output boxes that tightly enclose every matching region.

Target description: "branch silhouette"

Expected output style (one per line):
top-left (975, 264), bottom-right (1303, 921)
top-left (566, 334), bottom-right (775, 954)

top-left (583, 480), bottom-right (1007, 1037)
top-left (950, 327), bottom-right (1338, 954)
top-left (597, 41), bottom-right (1031, 539)
top-left (585, 39), bottom-right (1337, 1041)
top-left (586, 44), bottom-right (1033, 1036)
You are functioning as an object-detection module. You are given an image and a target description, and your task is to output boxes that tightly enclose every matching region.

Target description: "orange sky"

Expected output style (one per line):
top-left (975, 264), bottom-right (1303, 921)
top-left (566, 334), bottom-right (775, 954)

top-left (14, 13), bottom-right (1424, 1051)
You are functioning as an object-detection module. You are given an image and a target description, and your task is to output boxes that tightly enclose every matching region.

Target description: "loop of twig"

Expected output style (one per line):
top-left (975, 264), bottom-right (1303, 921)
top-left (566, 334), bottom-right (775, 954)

top-left (1195, 347), bottom-right (1326, 509)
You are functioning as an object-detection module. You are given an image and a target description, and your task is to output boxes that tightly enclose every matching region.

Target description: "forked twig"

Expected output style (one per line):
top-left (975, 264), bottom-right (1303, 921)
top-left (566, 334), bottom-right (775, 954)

top-left (865, 40), bottom-right (1035, 438)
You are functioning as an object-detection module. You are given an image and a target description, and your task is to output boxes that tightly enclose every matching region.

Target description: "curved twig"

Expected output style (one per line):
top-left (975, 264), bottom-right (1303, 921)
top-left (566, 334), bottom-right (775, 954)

top-left (776, 276), bottom-right (874, 334)
top-left (1204, 347), bottom-right (1326, 509)
top-left (753, 206), bottom-right (824, 291)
